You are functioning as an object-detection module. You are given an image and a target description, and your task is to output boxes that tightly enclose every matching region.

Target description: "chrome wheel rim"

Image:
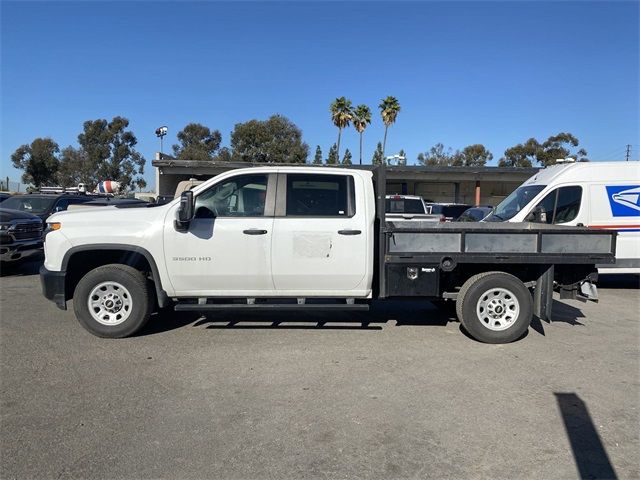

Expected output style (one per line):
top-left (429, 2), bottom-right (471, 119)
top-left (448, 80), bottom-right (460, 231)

top-left (88, 281), bottom-right (132, 326)
top-left (476, 287), bottom-right (520, 331)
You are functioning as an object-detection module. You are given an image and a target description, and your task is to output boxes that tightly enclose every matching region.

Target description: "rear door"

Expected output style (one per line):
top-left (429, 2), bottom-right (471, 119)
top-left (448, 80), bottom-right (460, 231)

top-left (270, 172), bottom-right (369, 295)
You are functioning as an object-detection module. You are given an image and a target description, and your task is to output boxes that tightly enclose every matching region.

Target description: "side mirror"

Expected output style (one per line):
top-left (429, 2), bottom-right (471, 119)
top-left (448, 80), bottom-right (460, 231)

top-left (526, 205), bottom-right (547, 223)
top-left (175, 191), bottom-right (194, 231)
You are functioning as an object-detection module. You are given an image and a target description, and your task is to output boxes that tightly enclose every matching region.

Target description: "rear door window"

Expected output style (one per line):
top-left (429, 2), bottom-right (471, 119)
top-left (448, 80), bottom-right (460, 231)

top-left (385, 198), bottom-right (425, 214)
top-left (285, 174), bottom-right (355, 217)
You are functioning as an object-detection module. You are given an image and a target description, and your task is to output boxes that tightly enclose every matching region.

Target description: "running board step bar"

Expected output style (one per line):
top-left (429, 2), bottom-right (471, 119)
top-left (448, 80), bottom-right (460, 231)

top-left (174, 303), bottom-right (370, 312)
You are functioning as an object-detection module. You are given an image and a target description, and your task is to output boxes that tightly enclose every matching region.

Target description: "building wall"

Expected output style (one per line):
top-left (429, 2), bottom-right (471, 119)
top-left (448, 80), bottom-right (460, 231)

top-left (387, 180), bottom-right (523, 206)
top-left (156, 163), bottom-right (534, 206)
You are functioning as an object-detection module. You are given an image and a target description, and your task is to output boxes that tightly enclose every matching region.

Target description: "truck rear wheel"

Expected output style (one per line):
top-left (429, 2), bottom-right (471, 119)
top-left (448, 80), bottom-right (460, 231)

top-left (73, 264), bottom-right (153, 338)
top-left (456, 272), bottom-right (532, 344)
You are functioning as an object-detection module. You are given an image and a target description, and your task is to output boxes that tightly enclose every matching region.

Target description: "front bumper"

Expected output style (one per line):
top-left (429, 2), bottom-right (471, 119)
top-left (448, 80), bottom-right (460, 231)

top-left (40, 265), bottom-right (67, 310)
top-left (0, 240), bottom-right (43, 263)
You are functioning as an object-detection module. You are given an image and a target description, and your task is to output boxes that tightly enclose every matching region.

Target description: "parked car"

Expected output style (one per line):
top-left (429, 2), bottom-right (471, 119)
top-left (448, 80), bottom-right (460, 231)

top-left (456, 206), bottom-right (493, 222)
top-left (1, 193), bottom-right (99, 223)
top-left (0, 208), bottom-right (44, 264)
top-left (385, 195), bottom-right (442, 222)
top-left (0, 193), bottom-right (11, 203)
top-left (426, 203), bottom-right (474, 222)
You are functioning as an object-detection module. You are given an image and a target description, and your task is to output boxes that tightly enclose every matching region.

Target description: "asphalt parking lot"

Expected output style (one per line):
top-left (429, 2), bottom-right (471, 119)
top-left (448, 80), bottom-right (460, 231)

top-left (1, 258), bottom-right (638, 479)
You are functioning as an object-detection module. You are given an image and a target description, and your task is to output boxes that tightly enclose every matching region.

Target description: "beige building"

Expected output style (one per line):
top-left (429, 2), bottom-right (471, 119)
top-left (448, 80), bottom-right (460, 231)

top-left (152, 154), bottom-right (538, 206)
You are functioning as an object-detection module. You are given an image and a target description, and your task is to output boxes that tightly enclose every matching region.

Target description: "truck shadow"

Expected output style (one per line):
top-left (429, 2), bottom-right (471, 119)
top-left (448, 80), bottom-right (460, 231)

top-left (0, 257), bottom-right (43, 277)
top-left (529, 300), bottom-right (586, 337)
top-left (598, 273), bottom-right (640, 289)
top-left (137, 299), bottom-right (590, 338)
top-left (137, 300), bottom-right (453, 336)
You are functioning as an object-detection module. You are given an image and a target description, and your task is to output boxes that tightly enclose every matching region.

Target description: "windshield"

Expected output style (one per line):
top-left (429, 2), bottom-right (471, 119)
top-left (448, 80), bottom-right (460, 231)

top-left (485, 185), bottom-right (546, 222)
top-left (1, 196), bottom-right (56, 215)
top-left (385, 198), bottom-right (426, 214)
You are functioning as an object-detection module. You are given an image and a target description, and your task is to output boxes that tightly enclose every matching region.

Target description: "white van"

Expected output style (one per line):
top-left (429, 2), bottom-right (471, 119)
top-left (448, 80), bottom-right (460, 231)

top-left (484, 161), bottom-right (640, 274)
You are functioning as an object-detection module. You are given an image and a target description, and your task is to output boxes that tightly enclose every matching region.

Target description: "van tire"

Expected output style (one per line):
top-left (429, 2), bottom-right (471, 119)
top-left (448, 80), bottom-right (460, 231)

top-left (73, 264), bottom-right (153, 338)
top-left (456, 272), bottom-right (532, 344)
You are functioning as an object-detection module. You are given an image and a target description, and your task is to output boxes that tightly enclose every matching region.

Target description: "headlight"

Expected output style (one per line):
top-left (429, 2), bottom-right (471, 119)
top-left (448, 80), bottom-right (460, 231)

top-left (0, 224), bottom-right (11, 231)
top-left (44, 222), bottom-right (61, 237)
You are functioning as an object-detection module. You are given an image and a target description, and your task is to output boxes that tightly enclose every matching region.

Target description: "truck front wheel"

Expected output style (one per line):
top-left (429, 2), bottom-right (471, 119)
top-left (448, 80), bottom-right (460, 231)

top-left (73, 264), bottom-right (153, 338)
top-left (456, 272), bottom-right (532, 344)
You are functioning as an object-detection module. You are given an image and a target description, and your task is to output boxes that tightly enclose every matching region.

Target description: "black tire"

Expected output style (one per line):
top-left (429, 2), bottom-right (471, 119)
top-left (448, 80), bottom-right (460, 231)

top-left (456, 271), bottom-right (532, 344)
top-left (73, 264), bottom-right (154, 338)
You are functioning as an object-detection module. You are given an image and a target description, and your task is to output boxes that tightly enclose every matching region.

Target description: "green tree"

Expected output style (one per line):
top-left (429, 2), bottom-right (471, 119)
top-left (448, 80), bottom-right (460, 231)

top-left (330, 97), bottom-right (353, 159)
top-left (537, 132), bottom-right (588, 166)
top-left (458, 144), bottom-right (493, 166)
top-left (172, 123), bottom-right (222, 161)
top-left (352, 104), bottom-right (372, 165)
top-left (342, 148), bottom-right (353, 165)
top-left (230, 115), bottom-right (308, 163)
top-left (379, 96), bottom-right (401, 156)
top-left (417, 143), bottom-right (454, 166)
top-left (11, 138), bottom-right (60, 188)
top-left (372, 142), bottom-right (385, 165)
top-left (499, 133), bottom-right (587, 167)
top-left (57, 146), bottom-right (95, 187)
top-left (77, 116), bottom-right (146, 190)
top-left (326, 144), bottom-right (339, 165)
top-left (215, 147), bottom-right (233, 162)
top-left (499, 138), bottom-right (538, 167)
top-left (313, 145), bottom-right (323, 164)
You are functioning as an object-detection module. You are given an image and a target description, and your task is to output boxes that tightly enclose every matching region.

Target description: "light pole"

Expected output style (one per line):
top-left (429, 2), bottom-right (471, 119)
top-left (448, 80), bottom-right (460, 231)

top-left (155, 126), bottom-right (168, 156)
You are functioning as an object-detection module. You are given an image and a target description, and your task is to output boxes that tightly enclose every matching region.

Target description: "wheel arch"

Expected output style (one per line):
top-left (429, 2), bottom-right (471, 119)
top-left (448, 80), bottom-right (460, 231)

top-left (62, 244), bottom-right (169, 308)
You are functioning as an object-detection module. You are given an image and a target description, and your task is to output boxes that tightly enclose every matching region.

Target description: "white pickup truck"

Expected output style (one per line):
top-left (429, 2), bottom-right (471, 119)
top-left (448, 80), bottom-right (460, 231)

top-left (40, 166), bottom-right (616, 343)
top-left (385, 194), bottom-right (442, 222)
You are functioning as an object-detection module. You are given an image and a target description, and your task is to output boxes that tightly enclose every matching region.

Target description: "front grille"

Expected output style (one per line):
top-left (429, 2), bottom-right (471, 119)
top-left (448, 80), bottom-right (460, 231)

top-left (13, 222), bottom-right (43, 240)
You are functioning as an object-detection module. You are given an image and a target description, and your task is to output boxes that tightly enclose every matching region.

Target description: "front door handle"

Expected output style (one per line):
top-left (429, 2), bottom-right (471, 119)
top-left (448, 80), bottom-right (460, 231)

top-left (243, 229), bottom-right (268, 235)
top-left (338, 229), bottom-right (362, 235)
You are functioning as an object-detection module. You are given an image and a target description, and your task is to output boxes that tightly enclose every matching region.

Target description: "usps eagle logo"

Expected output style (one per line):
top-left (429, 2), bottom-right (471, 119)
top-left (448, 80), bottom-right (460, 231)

top-left (606, 185), bottom-right (640, 217)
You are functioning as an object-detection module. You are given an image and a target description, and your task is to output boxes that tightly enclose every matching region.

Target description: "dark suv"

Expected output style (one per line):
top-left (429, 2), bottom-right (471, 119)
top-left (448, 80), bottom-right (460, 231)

top-left (0, 208), bottom-right (44, 263)
top-left (1, 194), bottom-right (97, 223)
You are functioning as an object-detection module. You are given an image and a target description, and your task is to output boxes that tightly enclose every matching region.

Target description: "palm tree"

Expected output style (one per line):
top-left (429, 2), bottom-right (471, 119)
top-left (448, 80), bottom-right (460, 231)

top-left (352, 104), bottom-right (372, 165)
top-left (379, 96), bottom-right (401, 157)
top-left (330, 97), bottom-right (353, 158)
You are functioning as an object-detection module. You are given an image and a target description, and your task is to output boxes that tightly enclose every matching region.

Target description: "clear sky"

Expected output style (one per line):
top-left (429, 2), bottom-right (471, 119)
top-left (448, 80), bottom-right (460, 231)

top-left (1, 1), bottom-right (639, 190)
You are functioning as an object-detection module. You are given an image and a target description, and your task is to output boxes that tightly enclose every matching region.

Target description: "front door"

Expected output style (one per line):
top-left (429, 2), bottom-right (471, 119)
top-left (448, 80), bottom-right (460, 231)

top-left (270, 172), bottom-right (369, 295)
top-left (163, 173), bottom-right (276, 296)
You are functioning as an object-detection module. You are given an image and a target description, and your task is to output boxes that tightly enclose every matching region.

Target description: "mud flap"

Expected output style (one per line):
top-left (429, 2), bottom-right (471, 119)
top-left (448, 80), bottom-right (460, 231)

top-left (533, 265), bottom-right (554, 322)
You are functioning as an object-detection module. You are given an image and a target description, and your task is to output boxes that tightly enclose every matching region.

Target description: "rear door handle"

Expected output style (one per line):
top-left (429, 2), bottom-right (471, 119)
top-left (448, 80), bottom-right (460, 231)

top-left (338, 229), bottom-right (362, 235)
top-left (243, 229), bottom-right (268, 235)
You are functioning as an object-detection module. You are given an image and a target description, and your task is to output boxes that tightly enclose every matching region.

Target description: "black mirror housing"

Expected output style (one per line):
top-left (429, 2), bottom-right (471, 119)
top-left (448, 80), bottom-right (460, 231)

top-left (527, 205), bottom-right (547, 223)
top-left (175, 191), bottom-right (194, 231)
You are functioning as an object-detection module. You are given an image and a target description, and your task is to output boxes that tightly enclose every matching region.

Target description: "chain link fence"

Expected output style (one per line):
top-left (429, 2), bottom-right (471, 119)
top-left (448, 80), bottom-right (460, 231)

top-left (0, 177), bottom-right (23, 192)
